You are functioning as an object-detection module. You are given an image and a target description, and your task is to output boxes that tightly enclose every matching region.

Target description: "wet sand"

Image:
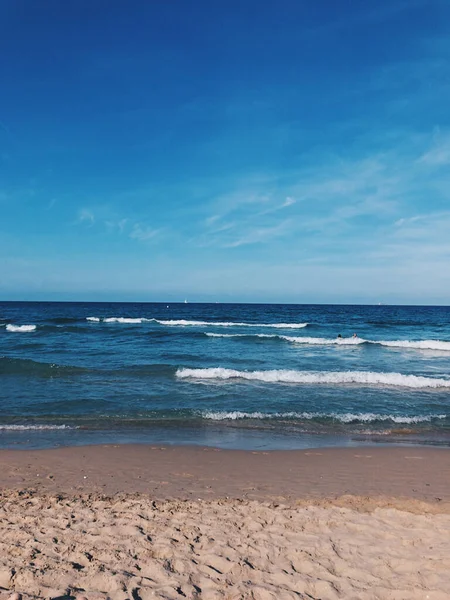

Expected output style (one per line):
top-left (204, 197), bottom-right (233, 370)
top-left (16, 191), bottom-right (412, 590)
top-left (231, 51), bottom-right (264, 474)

top-left (0, 444), bottom-right (449, 502)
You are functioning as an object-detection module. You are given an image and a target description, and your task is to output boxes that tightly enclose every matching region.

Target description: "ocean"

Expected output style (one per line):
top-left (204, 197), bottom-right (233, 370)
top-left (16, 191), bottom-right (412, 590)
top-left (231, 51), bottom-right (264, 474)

top-left (1, 301), bottom-right (450, 450)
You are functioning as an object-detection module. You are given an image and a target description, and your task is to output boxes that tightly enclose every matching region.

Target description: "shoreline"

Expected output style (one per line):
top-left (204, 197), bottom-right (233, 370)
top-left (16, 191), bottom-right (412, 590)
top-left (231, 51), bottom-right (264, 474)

top-left (2, 423), bottom-right (450, 452)
top-left (1, 443), bottom-right (450, 505)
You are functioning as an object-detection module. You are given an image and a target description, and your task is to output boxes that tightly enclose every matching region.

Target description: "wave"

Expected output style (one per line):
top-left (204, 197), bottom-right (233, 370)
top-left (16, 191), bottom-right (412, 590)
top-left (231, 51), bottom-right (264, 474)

top-left (373, 339), bottom-right (450, 351)
top-left (6, 324), bottom-right (37, 333)
top-left (205, 333), bottom-right (450, 351)
top-left (206, 332), bottom-right (278, 339)
top-left (201, 411), bottom-right (447, 423)
top-left (86, 317), bottom-right (308, 328)
top-left (88, 317), bottom-right (166, 325)
top-left (0, 424), bottom-right (76, 431)
top-left (0, 357), bottom-right (88, 377)
top-left (104, 317), bottom-right (147, 324)
top-left (176, 367), bottom-right (450, 389)
top-left (155, 320), bottom-right (309, 329)
top-left (47, 317), bottom-right (82, 325)
top-left (285, 336), bottom-right (450, 351)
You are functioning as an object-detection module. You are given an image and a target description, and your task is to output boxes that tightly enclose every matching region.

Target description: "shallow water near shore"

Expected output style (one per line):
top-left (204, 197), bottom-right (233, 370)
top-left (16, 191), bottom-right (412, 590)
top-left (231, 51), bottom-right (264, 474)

top-left (1, 301), bottom-right (450, 450)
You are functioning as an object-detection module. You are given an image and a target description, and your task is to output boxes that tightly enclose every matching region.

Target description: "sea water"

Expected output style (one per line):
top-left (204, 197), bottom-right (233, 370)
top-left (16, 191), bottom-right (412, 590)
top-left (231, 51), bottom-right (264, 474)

top-left (1, 302), bottom-right (450, 449)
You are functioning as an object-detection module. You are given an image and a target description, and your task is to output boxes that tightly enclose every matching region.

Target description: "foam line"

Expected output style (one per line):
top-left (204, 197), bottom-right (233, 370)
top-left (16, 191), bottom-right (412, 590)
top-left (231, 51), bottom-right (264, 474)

top-left (6, 324), bottom-right (37, 333)
top-left (177, 367), bottom-right (450, 388)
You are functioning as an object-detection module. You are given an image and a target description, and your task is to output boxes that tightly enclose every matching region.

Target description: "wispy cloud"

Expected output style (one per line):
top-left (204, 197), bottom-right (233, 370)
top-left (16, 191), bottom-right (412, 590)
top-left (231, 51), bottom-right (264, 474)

top-left (75, 206), bottom-right (161, 243)
top-left (418, 132), bottom-right (450, 166)
top-left (205, 177), bottom-right (275, 223)
top-left (281, 196), bottom-right (296, 208)
top-left (46, 198), bottom-right (57, 210)
top-left (129, 223), bottom-right (159, 241)
top-left (393, 211), bottom-right (450, 238)
top-left (105, 218), bottom-right (128, 233)
top-left (78, 208), bottom-right (95, 225)
top-left (191, 123), bottom-right (450, 262)
top-left (224, 220), bottom-right (292, 248)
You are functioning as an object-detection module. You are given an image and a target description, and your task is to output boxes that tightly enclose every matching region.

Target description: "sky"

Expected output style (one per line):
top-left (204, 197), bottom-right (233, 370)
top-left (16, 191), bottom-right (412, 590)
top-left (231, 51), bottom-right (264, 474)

top-left (1, 0), bottom-right (450, 304)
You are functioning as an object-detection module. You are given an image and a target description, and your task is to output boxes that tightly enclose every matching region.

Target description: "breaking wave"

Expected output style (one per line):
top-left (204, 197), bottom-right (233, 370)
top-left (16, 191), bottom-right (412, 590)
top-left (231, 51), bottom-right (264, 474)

top-left (0, 424), bottom-right (76, 431)
top-left (103, 317), bottom-right (146, 324)
top-left (286, 336), bottom-right (450, 351)
top-left (201, 411), bottom-right (447, 423)
top-left (86, 317), bottom-right (308, 328)
top-left (205, 333), bottom-right (450, 351)
top-left (176, 367), bottom-right (450, 388)
top-left (373, 339), bottom-right (450, 351)
top-left (6, 324), bottom-right (37, 333)
top-left (155, 320), bottom-right (309, 329)
top-left (205, 332), bottom-right (278, 339)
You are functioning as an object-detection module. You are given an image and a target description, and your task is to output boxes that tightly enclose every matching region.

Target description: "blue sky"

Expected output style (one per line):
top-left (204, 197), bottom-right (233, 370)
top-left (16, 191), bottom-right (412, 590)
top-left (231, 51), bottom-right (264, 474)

top-left (1, 0), bottom-right (450, 303)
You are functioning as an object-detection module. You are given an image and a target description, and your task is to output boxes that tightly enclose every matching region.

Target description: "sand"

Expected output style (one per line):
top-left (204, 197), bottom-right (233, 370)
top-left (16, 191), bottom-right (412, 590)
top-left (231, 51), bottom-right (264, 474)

top-left (1, 445), bottom-right (450, 599)
top-left (1, 445), bottom-right (450, 501)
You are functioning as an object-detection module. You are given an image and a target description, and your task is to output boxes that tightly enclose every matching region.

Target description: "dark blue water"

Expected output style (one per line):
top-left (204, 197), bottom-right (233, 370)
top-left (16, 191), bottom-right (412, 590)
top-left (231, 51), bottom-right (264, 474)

top-left (1, 302), bottom-right (450, 449)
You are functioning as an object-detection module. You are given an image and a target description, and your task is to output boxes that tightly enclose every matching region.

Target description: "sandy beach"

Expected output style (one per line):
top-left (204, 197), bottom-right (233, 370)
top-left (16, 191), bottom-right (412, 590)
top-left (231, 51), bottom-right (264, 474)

top-left (1, 445), bottom-right (450, 600)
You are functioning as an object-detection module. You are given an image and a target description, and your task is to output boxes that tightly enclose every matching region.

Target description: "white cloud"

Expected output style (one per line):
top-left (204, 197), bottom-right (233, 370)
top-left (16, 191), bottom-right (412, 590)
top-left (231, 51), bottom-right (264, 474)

top-left (392, 211), bottom-right (450, 239)
top-left (130, 224), bottom-right (159, 241)
top-left (205, 214), bottom-right (221, 226)
top-left (418, 134), bottom-right (450, 167)
top-left (192, 126), bottom-right (450, 267)
top-left (207, 179), bottom-right (274, 222)
top-left (106, 218), bottom-right (129, 233)
top-left (78, 208), bottom-right (95, 225)
top-left (281, 196), bottom-right (296, 208)
top-left (225, 220), bottom-right (291, 248)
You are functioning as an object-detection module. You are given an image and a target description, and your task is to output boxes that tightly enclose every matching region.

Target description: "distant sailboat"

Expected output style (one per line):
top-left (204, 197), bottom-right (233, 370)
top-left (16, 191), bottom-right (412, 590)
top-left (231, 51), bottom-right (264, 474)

top-left (184, 299), bottom-right (188, 304)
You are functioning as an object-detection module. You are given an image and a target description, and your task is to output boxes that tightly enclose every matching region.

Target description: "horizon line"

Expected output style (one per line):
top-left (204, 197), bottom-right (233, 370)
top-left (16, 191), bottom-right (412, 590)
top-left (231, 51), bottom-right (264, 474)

top-left (1, 299), bottom-right (449, 308)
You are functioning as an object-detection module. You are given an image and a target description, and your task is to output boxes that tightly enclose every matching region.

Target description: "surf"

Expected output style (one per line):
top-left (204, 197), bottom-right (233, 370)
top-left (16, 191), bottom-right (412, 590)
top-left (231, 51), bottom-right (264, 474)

top-left (5, 324), bottom-right (37, 333)
top-left (0, 424), bottom-right (76, 430)
top-left (205, 333), bottom-right (450, 351)
top-left (200, 411), bottom-right (447, 423)
top-left (86, 317), bottom-right (309, 328)
top-left (176, 367), bottom-right (450, 388)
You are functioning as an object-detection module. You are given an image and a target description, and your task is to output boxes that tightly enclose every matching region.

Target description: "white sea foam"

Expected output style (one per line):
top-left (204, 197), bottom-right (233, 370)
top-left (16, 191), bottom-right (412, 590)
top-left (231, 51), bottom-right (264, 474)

top-left (103, 317), bottom-right (146, 324)
top-left (206, 332), bottom-right (278, 338)
top-left (205, 333), bottom-right (450, 351)
top-left (86, 317), bottom-right (308, 328)
top-left (286, 336), bottom-right (450, 351)
top-left (0, 424), bottom-right (75, 430)
top-left (153, 319), bottom-right (308, 328)
top-left (87, 317), bottom-right (149, 323)
top-left (285, 335), bottom-right (365, 345)
top-left (153, 319), bottom-right (214, 326)
top-left (6, 324), bottom-right (37, 333)
top-left (376, 339), bottom-right (450, 351)
top-left (176, 367), bottom-right (450, 388)
top-left (201, 411), bottom-right (447, 423)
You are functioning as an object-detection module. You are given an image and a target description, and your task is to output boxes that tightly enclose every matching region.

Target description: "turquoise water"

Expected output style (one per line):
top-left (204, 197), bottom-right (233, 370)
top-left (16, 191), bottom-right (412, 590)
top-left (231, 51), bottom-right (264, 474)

top-left (1, 302), bottom-right (450, 449)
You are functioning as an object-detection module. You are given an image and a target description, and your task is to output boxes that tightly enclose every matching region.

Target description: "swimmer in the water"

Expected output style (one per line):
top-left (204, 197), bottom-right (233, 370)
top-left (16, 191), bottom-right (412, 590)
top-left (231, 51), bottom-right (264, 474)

top-left (352, 333), bottom-right (357, 338)
top-left (337, 334), bottom-right (342, 338)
